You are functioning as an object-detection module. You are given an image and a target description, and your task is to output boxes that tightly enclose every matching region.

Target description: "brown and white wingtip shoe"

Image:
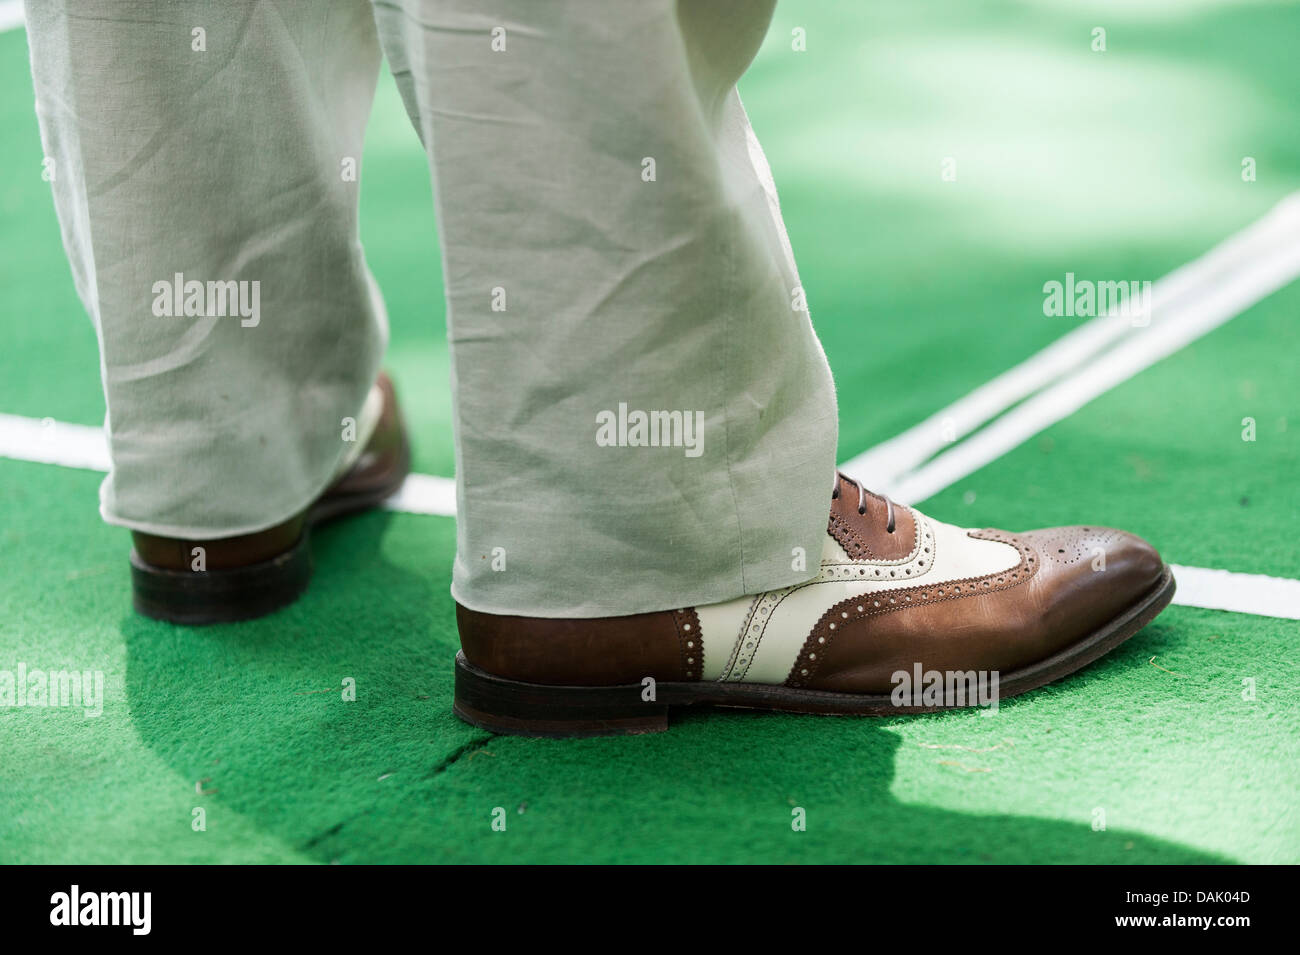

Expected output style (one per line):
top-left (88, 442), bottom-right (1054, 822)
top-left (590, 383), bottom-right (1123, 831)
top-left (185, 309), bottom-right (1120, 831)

top-left (129, 372), bottom-right (411, 625)
top-left (453, 472), bottom-right (1174, 737)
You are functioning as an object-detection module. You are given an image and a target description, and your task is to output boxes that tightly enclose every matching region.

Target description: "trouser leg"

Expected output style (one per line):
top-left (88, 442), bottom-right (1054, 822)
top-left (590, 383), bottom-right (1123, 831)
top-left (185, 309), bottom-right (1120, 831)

top-left (25, 0), bottom-right (388, 537)
top-left (372, 0), bottom-right (839, 617)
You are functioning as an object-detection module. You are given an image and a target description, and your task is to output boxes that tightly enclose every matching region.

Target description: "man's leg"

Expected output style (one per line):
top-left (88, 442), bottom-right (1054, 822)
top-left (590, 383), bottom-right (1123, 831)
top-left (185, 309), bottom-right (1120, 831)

top-left (372, 0), bottom-right (840, 618)
top-left (26, 0), bottom-right (389, 537)
top-left (26, 0), bottom-right (409, 621)
top-left (370, 0), bottom-right (1173, 736)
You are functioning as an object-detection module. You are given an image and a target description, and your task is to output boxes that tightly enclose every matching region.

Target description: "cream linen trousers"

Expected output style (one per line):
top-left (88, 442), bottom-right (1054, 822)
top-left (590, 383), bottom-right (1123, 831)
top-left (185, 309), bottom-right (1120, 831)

top-left (25, 0), bottom-right (839, 617)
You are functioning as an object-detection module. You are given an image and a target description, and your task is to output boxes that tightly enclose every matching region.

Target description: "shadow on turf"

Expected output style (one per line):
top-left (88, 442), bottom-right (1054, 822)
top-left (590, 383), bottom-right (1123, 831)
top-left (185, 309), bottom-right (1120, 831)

top-left (121, 528), bottom-right (1229, 863)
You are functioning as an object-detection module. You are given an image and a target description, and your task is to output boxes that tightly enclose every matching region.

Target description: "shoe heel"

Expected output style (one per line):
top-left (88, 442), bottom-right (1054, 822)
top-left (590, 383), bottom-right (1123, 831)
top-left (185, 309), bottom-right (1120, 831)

top-left (129, 536), bottom-right (312, 625)
top-left (452, 651), bottom-right (670, 738)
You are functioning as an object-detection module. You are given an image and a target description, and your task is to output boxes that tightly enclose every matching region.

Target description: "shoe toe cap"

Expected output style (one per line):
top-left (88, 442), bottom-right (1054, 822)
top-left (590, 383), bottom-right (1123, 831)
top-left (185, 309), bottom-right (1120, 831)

top-left (1020, 524), bottom-right (1165, 627)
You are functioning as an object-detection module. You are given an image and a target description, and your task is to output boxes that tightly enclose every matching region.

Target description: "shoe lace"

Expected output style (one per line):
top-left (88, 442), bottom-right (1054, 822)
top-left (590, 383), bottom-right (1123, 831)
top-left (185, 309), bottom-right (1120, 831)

top-left (832, 471), bottom-right (896, 534)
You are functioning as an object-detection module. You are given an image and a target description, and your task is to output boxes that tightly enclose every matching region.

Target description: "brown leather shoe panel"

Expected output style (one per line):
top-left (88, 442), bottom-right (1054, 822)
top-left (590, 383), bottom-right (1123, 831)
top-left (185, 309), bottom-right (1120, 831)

top-left (791, 526), bottom-right (1164, 693)
top-left (457, 603), bottom-right (696, 686)
top-left (1015, 526), bottom-right (1164, 636)
top-left (132, 517), bottom-right (305, 571)
top-left (827, 473), bottom-right (916, 561)
top-left (789, 529), bottom-right (1040, 690)
top-left (327, 372), bottom-right (407, 498)
top-left (675, 608), bottom-right (704, 680)
top-left (1024, 525), bottom-right (1162, 585)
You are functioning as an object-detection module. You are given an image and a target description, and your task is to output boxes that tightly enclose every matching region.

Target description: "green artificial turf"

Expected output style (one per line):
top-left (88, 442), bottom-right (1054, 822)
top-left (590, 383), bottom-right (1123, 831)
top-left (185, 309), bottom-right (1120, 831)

top-left (2, 1), bottom-right (1298, 864)
top-left (0, 457), bottom-right (1294, 863)
top-left (922, 280), bottom-right (1300, 580)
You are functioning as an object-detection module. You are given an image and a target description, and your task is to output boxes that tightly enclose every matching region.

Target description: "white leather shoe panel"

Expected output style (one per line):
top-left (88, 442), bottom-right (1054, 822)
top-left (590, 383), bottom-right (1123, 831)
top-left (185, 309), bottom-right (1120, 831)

top-left (927, 518), bottom-right (1020, 581)
top-left (696, 517), bottom-right (922, 681)
top-left (695, 593), bottom-right (757, 681)
top-left (718, 512), bottom-right (1021, 685)
top-left (729, 518), bottom-right (934, 684)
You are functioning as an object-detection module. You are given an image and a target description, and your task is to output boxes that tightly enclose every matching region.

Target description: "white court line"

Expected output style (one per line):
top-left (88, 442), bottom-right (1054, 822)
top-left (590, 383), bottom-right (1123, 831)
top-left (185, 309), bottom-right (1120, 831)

top-left (382, 471), bottom-right (456, 516)
top-left (0, 1), bottom-right (23, 34)
top-left (1169, 565), bottom-right (1300, 621)
top-left (1, 410), bottom-right (1296, 618)
top-left (0, 412), bottom-right (459, 515)
top-left (842, 193), bottom-right (1300, 490)
top-left (0, 413), bottom-right (108, 471)
top-left (885, 218), bottom-right (1300, 505)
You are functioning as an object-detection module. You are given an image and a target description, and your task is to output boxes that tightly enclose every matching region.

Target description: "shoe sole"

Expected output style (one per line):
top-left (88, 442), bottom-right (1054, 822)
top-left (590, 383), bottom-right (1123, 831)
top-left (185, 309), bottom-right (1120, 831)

top-left (130, 441), bottom-right (411, 625)
top-left (452, 565), bottom-right (1177, 738)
